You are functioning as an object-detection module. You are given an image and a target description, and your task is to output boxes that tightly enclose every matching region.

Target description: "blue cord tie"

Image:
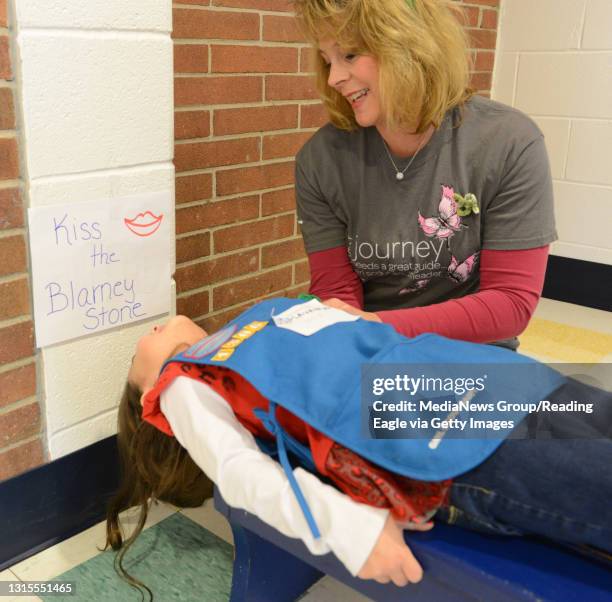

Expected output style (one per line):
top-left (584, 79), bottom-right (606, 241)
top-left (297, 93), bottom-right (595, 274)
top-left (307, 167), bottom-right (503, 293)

top-left (253, 402), bottom-right (322, 539)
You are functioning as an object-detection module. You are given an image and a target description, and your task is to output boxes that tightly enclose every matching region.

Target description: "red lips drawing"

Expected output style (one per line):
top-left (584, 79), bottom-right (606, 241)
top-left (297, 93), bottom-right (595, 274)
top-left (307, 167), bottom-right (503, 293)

top-left (124, 211), bottom-right (164, 237)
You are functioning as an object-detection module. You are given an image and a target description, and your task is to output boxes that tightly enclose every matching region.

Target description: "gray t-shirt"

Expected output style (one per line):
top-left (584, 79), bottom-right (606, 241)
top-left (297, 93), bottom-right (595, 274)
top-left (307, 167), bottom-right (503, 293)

top-left (295, 95), bottom-right (557, 325)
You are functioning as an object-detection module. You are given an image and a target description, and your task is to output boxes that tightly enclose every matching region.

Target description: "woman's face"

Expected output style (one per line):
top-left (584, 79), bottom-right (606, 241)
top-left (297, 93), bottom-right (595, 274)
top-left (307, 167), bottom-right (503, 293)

top-left (129, 315), bottom-right (206, 395)
top-left (319, 39), bottom-right (382, 128)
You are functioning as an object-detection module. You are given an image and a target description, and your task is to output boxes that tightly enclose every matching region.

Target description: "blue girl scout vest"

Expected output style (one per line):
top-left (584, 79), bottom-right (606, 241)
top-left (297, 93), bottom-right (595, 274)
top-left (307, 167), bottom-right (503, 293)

top-left (164, 297), bottom-right (564, 538)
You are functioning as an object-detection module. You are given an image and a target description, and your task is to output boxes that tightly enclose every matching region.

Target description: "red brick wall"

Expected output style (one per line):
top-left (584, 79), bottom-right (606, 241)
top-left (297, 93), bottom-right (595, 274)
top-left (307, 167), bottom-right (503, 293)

top-left (462, 0), bottom-right (499, 93)
top-left (0, 0), bottom-right (43, 481)
top-left (173, 1), bottom-right (313, 333)
top-left (173, 0), bottom-right (499, 333)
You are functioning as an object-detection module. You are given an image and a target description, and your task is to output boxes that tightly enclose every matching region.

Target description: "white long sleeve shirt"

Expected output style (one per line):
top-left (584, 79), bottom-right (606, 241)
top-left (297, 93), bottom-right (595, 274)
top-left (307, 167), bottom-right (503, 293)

top-left (160, 375), bottom-right (389, 576)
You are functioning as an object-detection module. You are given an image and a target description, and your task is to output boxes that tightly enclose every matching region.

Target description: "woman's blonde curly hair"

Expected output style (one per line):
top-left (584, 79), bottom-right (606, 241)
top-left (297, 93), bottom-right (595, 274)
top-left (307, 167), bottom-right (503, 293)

top-left (293, 0), bottom-right (475, 133)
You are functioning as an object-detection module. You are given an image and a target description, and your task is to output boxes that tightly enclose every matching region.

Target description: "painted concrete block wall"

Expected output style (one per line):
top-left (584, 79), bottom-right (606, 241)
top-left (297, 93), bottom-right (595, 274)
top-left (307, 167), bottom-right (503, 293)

top-left (492, 0), bottom-right (612, 265)
top-left (14, 0), bottom-right (174, 460)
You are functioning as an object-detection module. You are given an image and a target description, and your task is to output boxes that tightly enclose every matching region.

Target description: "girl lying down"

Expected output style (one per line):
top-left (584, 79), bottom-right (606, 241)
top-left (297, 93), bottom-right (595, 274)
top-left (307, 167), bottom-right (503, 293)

top-left (105, 298), bottom-right (612, 598)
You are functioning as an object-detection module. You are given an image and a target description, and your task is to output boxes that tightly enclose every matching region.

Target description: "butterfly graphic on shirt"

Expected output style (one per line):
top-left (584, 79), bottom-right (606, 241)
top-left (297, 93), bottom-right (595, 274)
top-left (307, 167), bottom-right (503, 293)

top-left (418, 185), bottom-right (466, 245)
top-left (447, 252), bottom-right (479, 283)
top-left (398, 279), bottom-right (429, 295)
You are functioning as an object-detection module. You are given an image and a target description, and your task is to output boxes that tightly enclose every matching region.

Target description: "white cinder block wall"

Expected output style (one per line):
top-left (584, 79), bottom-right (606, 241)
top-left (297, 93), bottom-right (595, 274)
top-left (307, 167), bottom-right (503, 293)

top-left (14, 0), bottom-right (174, 459)
top-left (493, 0), bottom-right (612, 265)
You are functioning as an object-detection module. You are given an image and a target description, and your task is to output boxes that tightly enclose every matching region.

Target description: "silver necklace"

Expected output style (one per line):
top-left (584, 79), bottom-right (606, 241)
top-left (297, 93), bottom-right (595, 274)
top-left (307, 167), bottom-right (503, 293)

top-left (382, 130), bottom-right (427, 181)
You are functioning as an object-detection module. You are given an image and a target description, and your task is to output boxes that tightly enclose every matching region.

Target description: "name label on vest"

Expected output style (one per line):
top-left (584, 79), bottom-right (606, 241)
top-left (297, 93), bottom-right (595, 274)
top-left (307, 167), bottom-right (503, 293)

top-left (272, 299), bottom-right (359, 336)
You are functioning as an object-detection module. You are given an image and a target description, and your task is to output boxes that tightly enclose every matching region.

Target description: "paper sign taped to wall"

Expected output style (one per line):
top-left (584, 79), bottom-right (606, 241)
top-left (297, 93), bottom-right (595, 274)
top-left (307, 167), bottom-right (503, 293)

top-left (28, 191), bottom-right (172, 348)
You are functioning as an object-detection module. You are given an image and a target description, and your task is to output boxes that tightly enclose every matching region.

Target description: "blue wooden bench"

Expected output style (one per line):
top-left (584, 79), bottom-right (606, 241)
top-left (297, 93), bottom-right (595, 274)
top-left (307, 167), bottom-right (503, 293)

top-left (214, 488), bottom-right (612, 602)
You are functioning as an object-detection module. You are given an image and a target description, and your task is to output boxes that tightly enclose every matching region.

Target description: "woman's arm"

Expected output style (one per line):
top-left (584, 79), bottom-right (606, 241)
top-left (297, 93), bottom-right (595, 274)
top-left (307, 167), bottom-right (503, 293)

top-left (161, 376), bottom-right (421, 579)
top-left (377, 246), bottom-right (550, 342)
top-left (308, 246), bottom-right (364, 309)
top-left (315, 245), bottom-right (549, 343)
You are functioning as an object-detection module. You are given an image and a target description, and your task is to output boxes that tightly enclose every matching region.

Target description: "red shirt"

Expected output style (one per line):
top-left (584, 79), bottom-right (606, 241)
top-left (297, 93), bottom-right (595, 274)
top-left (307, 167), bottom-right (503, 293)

top-left (308, 245), bottom-right (550, 343)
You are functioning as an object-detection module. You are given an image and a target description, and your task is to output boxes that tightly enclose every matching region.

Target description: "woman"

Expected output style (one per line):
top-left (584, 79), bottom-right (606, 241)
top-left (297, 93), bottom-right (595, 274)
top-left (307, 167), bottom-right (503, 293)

top-left (293, 0), bottom-right (556, 349)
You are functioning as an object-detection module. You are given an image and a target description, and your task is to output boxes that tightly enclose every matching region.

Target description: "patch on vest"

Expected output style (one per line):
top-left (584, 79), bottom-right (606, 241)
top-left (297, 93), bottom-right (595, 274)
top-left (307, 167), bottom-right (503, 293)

top-left (211, 320), bottom-right (268, 361)
top-left (183, 325), bottom-right (238, 359)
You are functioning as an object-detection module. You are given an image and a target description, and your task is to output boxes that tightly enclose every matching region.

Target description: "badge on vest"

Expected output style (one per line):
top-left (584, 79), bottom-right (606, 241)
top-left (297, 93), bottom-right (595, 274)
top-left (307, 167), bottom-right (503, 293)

top-left (272, 299), bottom-right (359, 336)
top-left (211, 320), bottom-right (268, 361)
top-left (183, 325), bottom-right (238, 359)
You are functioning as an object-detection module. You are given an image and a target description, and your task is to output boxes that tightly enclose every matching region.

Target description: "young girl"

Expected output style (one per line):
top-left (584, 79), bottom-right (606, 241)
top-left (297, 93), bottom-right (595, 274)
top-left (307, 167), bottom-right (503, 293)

top-left (105, 303), bottom-right (612, 599)
top-left (106, 312), bottom-right (443, 597)
top-left (293, 0), bottom-right (556, 350)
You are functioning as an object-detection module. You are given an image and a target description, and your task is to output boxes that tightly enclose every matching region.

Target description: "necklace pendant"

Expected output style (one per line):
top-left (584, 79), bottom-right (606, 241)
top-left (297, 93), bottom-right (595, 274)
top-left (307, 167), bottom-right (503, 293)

top-left (396, 172), bottom-right (404, 181)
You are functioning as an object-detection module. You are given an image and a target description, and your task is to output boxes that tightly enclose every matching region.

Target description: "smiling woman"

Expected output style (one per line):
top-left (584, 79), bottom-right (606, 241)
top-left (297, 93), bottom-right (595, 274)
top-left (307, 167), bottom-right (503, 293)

top-left (291, 0), bottom-right (557, 352)
top-left (295, 0), bottom-right (472, 135)
top-left (317, 40), bottom-right (383, 129)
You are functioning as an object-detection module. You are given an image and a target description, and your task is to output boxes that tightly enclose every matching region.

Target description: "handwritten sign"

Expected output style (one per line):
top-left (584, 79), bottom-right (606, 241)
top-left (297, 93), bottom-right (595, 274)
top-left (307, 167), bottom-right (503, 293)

top-left (28, 191), bottom-right (172, 347)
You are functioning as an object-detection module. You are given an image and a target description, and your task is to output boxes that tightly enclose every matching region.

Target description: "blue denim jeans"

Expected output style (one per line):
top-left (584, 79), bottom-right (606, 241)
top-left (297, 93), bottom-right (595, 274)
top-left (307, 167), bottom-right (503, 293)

top-left (435, 378), bottom-right (612, 564)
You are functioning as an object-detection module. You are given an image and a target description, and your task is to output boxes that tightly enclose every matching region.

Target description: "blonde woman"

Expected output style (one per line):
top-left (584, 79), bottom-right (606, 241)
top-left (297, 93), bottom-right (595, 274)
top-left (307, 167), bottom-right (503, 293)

top-left (293, 0), bottom-right (556, 351)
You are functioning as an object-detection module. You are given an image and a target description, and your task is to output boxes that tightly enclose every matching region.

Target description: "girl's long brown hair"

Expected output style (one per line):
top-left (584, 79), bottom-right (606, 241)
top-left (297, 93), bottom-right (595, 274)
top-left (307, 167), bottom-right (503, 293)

top-left (103, 381), bottom-right (213, 601)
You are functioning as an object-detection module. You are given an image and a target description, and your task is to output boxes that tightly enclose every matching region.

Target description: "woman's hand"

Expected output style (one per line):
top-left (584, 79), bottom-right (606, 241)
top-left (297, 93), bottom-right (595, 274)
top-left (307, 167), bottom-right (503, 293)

top-left (323, 298), bottom-right (382, 323)
top-left (357, 514), bottom-right (424, 586)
